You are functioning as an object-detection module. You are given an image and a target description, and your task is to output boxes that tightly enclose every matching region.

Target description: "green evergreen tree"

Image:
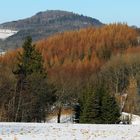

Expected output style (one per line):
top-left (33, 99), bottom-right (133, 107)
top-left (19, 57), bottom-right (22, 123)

top-left (80, 85), bottom-right (120, 124)
top-left (101, 93), bottom-right (120, 124)
top-left (80, 87), bottom-right (102, 124)
top-left (15, 36), bottom-right (44, 75)
top-left (13, 36), bottom-right (55, 122)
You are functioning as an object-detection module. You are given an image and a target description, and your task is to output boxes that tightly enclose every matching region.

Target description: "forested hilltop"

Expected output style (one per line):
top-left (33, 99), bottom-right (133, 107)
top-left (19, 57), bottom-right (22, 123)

top-left (0, 24), bottom-right (140, 123)
top-left (0, 10), bottom-right (103, 50)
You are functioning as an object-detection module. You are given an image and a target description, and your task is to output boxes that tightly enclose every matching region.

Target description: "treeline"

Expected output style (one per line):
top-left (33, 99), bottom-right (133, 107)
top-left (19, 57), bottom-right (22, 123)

top-left (37, 24), bottom-right (135, 67)
top-left (0, 24), bottom-right (140, 123)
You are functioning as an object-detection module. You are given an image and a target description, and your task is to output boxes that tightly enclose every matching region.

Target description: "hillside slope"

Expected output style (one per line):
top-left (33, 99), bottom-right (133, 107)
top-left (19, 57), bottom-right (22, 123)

top-left (0, 10), bottom-right (103, 50)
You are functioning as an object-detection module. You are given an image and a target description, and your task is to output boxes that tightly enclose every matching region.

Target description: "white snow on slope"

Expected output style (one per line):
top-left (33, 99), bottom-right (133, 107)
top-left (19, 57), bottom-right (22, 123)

top-left (0, 29), bottom-right (18, 40)
top-left (0, 51), bottom-right (6, 56)
top-left (132, 114), bottom-right (140, 125)
top-left (0, 123), bottom-right (140, 140)
top-left (121, 112), bottom-right (140, 125)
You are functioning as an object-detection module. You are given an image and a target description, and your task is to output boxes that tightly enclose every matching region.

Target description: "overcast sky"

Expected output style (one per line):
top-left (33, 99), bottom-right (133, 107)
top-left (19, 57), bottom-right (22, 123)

top-left (0, 0), bottom-right (140, 27)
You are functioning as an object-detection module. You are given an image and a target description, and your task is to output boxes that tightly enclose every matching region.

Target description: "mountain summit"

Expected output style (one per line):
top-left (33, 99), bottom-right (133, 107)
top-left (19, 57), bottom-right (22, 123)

top-left (0, 10), bottom-right (103, 50)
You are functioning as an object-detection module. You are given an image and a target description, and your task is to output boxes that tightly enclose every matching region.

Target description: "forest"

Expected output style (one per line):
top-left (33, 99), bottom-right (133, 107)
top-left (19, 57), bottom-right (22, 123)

top-left (0, 23), bottom-right (140, 123)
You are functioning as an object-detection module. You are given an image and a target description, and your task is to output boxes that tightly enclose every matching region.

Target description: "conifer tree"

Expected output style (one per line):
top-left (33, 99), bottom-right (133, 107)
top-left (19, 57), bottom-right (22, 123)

top-left (101, 92), bottom-right (120, 124)
top-left (80, 85), bottom-right (120, 124)
top-left (80, 87), bottom-right (102, 124)
top-left (13, 36), bottom-right (55, 122)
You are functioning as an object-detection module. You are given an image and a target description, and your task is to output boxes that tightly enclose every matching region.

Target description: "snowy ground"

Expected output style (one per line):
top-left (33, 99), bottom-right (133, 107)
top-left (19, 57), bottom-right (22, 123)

top-left (0, 29), bottom-right (17, 40)
top-left (0, 123), bottom-right (140, 140)
top-left (121, 112), bottom-right (140, 125)
top-left (0, 51), bottom-right (6, 55)
top-left (0, 113), bottom-right (140, 140)
top-left (47, 114), bottom-right (73, 123)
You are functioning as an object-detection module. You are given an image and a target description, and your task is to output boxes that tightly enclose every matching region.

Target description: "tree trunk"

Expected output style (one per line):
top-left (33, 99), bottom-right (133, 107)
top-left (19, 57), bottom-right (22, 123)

top-left (57, 106), bottom-right (62, 123)
top-left (14, 94), bottom-right (22, 122)
top-left (14, 79), bottom-right (24, 122)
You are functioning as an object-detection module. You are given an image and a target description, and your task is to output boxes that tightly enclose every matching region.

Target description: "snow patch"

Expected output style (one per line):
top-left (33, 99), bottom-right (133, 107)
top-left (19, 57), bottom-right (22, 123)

top-left (121, 112), bottom-right (140, 125)
top-left (47, 114), bottom-right (73, 123)
top-left (0, 51), bottom-right (6, 55)
top-left (0, 29), bottom-right (18, 40)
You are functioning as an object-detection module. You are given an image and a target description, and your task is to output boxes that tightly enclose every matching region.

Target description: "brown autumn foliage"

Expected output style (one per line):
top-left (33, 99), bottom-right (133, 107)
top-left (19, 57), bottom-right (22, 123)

top-left (0, 24), bottom-right (139, 96)
top-left (35, 24), bottom-right (138, 89)
top-left (1, 23), bottom-right (140, 117)
top-left (1, 24), bottom-right (138, 71)
top-left (36, 23), bottom-right (137, 70)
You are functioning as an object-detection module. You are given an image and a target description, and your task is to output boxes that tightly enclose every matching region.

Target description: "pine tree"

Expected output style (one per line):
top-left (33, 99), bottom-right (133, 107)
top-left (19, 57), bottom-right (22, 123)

top-left (101, 92), bottom-right (120, 124)
top-left (80, 85), bottom-right (120, 124)
top-left (80, 87), bottom-right (101, 124)
top-left (13, 36), bottom-right (55, 122)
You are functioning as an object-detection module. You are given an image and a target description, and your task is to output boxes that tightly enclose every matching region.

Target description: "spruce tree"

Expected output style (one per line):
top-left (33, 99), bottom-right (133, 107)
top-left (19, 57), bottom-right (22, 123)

top-left (80, 85), bottom-right (120, 124)
top-left (101, 92), bottom-right (120, 124)
top-left (80, 87), bottom-right (101, 124)
top-left (13, 36), bottom-right (55, 122)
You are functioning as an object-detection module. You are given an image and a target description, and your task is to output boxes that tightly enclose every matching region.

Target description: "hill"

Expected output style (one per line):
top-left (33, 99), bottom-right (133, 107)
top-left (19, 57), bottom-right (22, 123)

top-left (0, 10), bottom-right (103, 50)
top-left (0, 24), bottom-right (139, 122)
top-left (36, 24), bottom-right (137, 70)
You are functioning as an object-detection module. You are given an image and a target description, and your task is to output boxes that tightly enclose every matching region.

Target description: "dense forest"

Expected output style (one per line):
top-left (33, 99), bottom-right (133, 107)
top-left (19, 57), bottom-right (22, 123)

top-left (0, 24), bottom-right (140, 123)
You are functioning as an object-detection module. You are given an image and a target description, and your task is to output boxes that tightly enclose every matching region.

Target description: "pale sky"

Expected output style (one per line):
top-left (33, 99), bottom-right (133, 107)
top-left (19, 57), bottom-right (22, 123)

top-left (0, 0), bottom-right (140, 27)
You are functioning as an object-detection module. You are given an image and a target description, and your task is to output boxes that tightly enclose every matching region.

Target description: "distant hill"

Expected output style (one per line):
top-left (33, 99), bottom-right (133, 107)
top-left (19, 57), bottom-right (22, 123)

top-left (0, 10), bottom-right (103, 50)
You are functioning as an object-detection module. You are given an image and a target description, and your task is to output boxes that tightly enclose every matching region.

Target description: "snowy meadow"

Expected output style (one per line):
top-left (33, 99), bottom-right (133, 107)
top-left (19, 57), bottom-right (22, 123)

top-left (0, 123), bottom-right (140, 140)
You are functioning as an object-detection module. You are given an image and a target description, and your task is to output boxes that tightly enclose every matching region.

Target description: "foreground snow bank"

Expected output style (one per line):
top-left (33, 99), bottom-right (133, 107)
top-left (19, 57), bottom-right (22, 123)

top-left (0, 123), bottom-right (140, 140)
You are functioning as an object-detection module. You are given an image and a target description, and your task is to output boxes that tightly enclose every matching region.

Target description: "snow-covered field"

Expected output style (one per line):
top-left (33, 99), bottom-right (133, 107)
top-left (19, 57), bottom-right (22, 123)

top-left (0, 123), bottom-right (140, 140)
top-left (0, 29), bottom-right (17, 40)
top-left (0, 113), bottom-right (140, 140)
